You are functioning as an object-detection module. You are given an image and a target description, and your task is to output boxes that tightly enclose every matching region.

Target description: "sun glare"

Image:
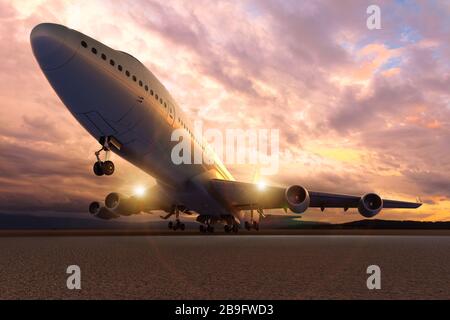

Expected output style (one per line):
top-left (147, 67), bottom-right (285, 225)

top-left (134, 185), bottom-right (146, 197)
top-left (257, 181), bottom-right (266, 191)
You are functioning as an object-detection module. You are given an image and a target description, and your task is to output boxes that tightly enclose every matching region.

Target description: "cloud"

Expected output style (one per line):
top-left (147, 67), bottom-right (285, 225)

top-left (0, 0), bottom-right (448, 221)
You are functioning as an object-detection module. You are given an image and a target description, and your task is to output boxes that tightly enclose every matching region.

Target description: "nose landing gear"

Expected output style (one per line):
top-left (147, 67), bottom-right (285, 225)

top-left (93, 136), bottom-right (116, 176)
top-left (93, 160), bottom-right (115, 176)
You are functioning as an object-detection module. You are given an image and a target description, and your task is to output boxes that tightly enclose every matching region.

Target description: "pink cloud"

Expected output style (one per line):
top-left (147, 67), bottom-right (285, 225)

top-left (0, 0), bottom-right (449, 221)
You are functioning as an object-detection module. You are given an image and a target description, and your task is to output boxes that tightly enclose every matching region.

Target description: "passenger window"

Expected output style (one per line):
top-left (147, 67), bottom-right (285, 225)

top-left (126, 70), bottom-right (130, 77)
top-left (110, 59), bottom-right (115, 66)
top-left (81, 41), bottom-right (87, 48)
top-left (160, 98), bottom-right (163, 104)
top-left (91, 48), bottom-right (97, 54)
top-left (155, 94), bottom-right (158, 100)
top-left (101, 53), bottom-right (106, 60)
top-left (150, 90), bottom-right (153, 96)
top-left (132, 75), bottom-right (137, 82)
top-left (139, 80), bottom-right (143, 87)
top-left (145, 85), bottom-right (148, 91)
top-left (118, 65), bottom-right (123, 71)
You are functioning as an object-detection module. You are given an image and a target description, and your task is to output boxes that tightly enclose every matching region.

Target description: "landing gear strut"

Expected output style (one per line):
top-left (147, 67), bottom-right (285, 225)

top-left (93, 136), bottom-right (115, 176)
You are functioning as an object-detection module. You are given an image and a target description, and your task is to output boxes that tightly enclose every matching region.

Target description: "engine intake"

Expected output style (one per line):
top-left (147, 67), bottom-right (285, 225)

top-left (285, 185), bottom-right (310, 214)
top-left (358, 193), bottom-right (383, 218)
top-left (88, 201), bottom-right (119, 220)
top-left (105, 192), bottom-right (140, 216)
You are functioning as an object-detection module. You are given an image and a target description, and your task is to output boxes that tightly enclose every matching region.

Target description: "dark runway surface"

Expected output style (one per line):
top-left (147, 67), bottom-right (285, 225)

top-left (0, 235), bottom-right (449, 299)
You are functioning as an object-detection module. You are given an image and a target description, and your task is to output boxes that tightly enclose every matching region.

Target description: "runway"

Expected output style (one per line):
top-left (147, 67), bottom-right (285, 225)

top-left (0, 234), bottom-right (449, 299)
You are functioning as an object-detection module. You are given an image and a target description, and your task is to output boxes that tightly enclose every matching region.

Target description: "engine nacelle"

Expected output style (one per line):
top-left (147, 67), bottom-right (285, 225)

top-left (105, 192), bottom-right (141, 216)
top-left (358, 193), bottom-right (383, 218)
top-left (88, 201), bottom-right (119, 220)
top-left (285, 185), bottom-right (310, 214)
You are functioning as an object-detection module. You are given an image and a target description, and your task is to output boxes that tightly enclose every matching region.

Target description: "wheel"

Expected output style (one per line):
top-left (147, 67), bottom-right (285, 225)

top-left (224, 225), bottom-right (231, 233)
top-left (180, 223), bottom-right (185, 231)
top-left (253, 222), bottom-right (259, 231)
top-left (245, 221), bottom-right (251, 231)
top-left (168, 221), bottom-right (173, 229)
top-left (102, 160), bottom-right (115, 175)
top-left (207, 225), bottom-right (214, 233)
top-left (232, 224), bottom-right (239, 233)
top-left (199, 225), bottom-right (206, 233)
top-left (93, 161), bottom-right (104, 176)
top-left (173, 223), bottom-right (178, 231)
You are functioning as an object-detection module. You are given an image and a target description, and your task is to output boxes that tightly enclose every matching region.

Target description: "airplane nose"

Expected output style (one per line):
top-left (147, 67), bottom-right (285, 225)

top-left (30, 23), bottom-right (74, 71)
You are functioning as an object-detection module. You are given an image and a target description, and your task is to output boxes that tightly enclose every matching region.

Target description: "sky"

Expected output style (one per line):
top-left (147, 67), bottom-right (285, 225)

top-left (0, 0), bottom-right (449, 222)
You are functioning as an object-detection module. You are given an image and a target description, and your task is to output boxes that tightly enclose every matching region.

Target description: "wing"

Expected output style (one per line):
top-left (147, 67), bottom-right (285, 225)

top-left (209, 179), bottom-right (422, 212)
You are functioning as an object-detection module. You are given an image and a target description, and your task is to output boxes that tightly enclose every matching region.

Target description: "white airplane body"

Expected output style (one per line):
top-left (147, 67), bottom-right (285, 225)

top-left (30, 23), bottom-right (421, 232)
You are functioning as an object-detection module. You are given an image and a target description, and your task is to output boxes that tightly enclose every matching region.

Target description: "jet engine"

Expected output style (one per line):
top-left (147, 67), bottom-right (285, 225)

top-left (358, 193), bottom-right (383, 218)
top-left (89, 201), bottom-right (119, 220)
top-left (285, 185), bottom-right (310, 214)
top-left (104, 192), bottom-right (141, 216)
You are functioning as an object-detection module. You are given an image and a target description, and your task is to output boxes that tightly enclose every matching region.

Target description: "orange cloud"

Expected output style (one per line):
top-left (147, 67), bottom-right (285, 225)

top-left (0, 0), bottom-right (449, 223)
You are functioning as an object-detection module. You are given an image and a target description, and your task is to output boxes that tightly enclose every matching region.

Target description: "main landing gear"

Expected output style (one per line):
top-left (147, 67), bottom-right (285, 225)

top-left (243, 209), bottom-right (261, 231)
top-left (168, 219), bottom-right (185, 231)
top-left (224, 224), bottom-right (239, 233)
top-left (93, 136), bottom-right (115, 176)
top-left (166, 207), bottom-right (186, 231)
top-left (245, 221), bottom-right (259, 231)
top-left (200, 224), bottom-right (215, 233)
top-left (198, 216), bottom-right (218, 233)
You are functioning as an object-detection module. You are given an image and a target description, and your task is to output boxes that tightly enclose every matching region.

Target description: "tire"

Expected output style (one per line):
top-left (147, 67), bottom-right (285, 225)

top-left (93, 161), bottom-right (104, 176)
top-left (180, 223), bottom-right (185, 231)
top-left (200, 225), bottom-right (205, 233)
top-left (102, 161), bottom-right (115, 175)
top-left (168, 221), bottom-right (173, 229)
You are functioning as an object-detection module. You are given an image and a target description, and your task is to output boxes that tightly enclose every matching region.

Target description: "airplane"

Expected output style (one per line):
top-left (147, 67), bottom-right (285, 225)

top-left (30, 23), bottom-right (422, 233)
